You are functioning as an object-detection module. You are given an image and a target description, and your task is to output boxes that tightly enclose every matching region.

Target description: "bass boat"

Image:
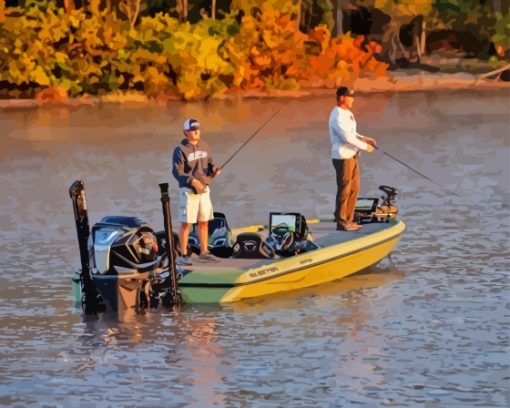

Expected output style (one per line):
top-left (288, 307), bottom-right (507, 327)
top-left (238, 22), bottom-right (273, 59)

top-left (69, 182), bottom-right (404, 313)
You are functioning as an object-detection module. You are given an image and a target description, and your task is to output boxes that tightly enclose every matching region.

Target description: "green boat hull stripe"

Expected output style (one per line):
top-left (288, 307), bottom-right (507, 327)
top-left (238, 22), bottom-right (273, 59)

top-left (179, 282), bottom-right (236, 288)
top-left (179, 232), bottom-right (402, 289)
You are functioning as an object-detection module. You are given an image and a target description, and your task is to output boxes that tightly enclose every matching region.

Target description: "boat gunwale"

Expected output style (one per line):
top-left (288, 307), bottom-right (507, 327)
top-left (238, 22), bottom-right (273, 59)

top-left (178, 221), bottom-right (405, 289)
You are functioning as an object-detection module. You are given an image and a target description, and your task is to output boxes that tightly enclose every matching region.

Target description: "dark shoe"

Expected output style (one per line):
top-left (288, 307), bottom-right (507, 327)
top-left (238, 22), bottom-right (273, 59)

top-left (176, 256), bottom-right (192, 266)
top-left (336, 223), bottom-right (361, 231)
top-left (197, 252), bottom-right (221, 263)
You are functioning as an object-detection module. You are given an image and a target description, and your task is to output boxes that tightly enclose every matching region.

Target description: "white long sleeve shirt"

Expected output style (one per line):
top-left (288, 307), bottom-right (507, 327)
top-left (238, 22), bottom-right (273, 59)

top-left (329, 106), bottom-right (368, 159)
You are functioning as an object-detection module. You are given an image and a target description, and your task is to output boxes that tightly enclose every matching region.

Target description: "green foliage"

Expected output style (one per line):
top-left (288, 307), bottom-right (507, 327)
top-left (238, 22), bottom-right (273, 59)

top-left (0, 3), bottom-right (387, 100)
top-left (433, 0), bottom-right (472, 14)
top-left (492, 11), bottom-right (510, 58)
top-left (230, 0), bottom-right (299, 15)
top-left (374, 0), bottom-right (433, 19)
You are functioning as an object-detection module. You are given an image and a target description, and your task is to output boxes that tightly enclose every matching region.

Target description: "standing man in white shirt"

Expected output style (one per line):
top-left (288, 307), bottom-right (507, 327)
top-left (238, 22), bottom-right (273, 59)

top-left (329, 87), bottom-right (377, 231)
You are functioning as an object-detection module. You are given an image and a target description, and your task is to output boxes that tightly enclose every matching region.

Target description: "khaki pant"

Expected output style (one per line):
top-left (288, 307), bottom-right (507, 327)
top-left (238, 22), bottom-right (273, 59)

top-left (332, 157), bottom-right (360, 227)
top-left (178, 187), bottom-right (214, 224)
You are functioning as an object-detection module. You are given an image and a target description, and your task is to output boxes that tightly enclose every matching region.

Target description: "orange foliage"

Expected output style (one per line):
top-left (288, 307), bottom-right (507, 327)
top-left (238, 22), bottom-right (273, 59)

top-left (306, 30), bottom-right (388, 87)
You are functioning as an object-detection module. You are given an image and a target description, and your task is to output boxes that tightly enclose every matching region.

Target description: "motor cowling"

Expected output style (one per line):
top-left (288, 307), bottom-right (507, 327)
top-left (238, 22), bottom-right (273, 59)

top-left (89, 216), bottom-right (160, 275)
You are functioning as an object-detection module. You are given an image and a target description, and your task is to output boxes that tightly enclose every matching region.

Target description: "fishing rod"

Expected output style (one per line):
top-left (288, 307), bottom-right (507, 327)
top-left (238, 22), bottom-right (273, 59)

top-left (373, 145), bottom-right (462, 198)
top-left (220, 106), bottom-right (282, 169)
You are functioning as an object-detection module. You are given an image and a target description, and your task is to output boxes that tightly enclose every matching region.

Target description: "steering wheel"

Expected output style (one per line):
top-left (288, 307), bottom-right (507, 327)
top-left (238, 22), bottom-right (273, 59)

top-left (270, 223), bottom-right (295, 251)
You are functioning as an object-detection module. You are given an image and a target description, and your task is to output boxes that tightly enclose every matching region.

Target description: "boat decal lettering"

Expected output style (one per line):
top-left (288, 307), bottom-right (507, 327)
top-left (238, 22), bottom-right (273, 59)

top-left (300, 258), bottom-right (313, 265)
top-left (249, 266), bottom-right (278, 278)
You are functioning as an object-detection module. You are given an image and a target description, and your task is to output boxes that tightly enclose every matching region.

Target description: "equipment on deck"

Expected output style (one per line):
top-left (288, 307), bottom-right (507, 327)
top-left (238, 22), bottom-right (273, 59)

top-left (266, 212), bottom-right (318, 257)
top-left (354, 185), bottom-right (399, 224)
top-left (232, 232), bottom-right (275, 259)
top-left (188, 212), bottom-right (234, 258)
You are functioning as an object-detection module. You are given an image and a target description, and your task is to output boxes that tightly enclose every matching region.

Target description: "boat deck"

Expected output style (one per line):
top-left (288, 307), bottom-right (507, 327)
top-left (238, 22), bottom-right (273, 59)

top-left (184, 221), bottom-right (397, 272)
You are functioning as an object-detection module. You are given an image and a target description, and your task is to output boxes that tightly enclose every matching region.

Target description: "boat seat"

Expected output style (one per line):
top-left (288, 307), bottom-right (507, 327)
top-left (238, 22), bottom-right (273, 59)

top-left (232, 233), bottom-right (275, 259)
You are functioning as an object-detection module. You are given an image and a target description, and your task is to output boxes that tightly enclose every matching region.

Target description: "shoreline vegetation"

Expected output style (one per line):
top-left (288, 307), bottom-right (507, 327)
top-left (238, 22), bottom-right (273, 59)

top-left (0, 0), bottom-right (508, 109)
top-left (1, 70), bottom-right (509, 109)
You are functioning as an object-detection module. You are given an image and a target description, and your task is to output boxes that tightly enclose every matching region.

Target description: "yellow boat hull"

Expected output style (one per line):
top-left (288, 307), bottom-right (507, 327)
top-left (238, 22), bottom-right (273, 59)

top-left (222, 235), bottom-right (401, 303)
top-left (179, 220), bottom-right (405, 304)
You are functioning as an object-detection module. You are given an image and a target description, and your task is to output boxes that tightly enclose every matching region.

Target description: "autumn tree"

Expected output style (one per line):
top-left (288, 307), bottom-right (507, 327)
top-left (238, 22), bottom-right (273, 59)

top-left (372, 0), bottom-right (433, 66)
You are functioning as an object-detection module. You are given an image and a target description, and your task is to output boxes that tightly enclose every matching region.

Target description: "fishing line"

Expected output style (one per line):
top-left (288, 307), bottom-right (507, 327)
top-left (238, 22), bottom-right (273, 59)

top-left (220, 106), bottom-right (283, 169)
top-left (374, 145), bottom-right (463, 198)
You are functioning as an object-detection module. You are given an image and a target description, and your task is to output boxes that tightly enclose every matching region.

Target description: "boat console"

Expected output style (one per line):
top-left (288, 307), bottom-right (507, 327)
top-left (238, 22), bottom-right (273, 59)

top-left (232, 212), bottom-right (319, 259)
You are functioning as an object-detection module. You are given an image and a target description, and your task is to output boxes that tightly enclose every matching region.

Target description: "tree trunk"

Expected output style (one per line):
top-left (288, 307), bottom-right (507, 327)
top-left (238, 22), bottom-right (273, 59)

top-left (479, 63), bottom-right (510, 79)
top-left (131, 0), bottom-right (140, 29)
top-left (295, 0), bottom-right (302, 31)
top-left (415, 34), bottom-right (421, 62)
top-left (63, 0), bottom-right (74, 14)
top-left (419, 21), bottom-right (427, 57)
top-left (335, 0), bottom-right (345, 36)
top-left (212, 0), bottom-right (216, 20)
top-left (177, 0), bottom-right (188, 22)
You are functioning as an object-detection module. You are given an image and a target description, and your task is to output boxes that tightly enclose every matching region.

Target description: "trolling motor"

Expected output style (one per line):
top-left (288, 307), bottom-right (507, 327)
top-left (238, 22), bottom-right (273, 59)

top-left (354, 185), bottom-right (399, 224)
top-left (379, 185), bottom-right (398, 208)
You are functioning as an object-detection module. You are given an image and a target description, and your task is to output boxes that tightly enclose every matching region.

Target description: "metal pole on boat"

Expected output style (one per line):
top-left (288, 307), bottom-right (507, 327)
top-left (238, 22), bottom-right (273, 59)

top-left (220, 106), bottom-right (282, 170)
top-left (159, 183), bottom-right (181, 307)
top-left (69, 180), bottom-right (100, 314)
top-left (374, 146), bottom-right (462, 198)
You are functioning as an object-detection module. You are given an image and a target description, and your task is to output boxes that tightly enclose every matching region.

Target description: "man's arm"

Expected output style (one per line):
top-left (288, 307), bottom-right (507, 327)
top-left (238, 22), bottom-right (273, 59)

top-left (207, 154), bottom-right (221, 177)
top-left (356, 132), bottom-right (377, 146)
top-left (172, 148), bottom-right (194, 188)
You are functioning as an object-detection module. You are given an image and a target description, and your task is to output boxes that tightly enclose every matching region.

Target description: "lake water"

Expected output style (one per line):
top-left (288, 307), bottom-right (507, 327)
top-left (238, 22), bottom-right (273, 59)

top-left (0, 89), bottom-right (509, 407)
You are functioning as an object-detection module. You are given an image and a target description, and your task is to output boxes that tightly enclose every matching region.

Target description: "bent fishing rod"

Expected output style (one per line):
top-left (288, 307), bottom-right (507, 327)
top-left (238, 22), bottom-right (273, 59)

top-left (219, 106), bottom-right (282, 170)
top-left (373, 145), bottom-right (462, 198)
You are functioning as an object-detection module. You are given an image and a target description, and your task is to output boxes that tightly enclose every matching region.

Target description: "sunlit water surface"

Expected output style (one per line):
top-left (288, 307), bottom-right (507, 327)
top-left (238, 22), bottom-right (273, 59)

top-left (0, 90), bottom-right (509, 407)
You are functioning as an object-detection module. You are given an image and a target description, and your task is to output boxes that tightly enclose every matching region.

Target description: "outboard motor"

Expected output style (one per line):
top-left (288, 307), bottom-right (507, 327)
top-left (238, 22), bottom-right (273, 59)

top-left (87, 216), bottom-right (163, 312)
top-left (70, 180), bottom-right (179, 315)
top-left (89, 216), bottom-right (160, 276)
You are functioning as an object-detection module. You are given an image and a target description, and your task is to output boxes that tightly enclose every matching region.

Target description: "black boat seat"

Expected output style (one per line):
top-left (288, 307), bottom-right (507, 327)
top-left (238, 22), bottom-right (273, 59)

top-left (232, 233), bottom-right (275, 259)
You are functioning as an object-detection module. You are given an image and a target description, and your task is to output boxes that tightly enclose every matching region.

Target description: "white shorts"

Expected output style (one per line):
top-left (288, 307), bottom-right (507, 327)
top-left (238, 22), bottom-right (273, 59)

top-left (177, 186), bottom-right (214, 224)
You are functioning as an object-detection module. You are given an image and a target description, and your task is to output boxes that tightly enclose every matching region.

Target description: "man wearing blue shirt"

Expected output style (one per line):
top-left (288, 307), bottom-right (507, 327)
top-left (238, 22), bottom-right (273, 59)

top-left (172, 118), bottom-right (221, 265)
